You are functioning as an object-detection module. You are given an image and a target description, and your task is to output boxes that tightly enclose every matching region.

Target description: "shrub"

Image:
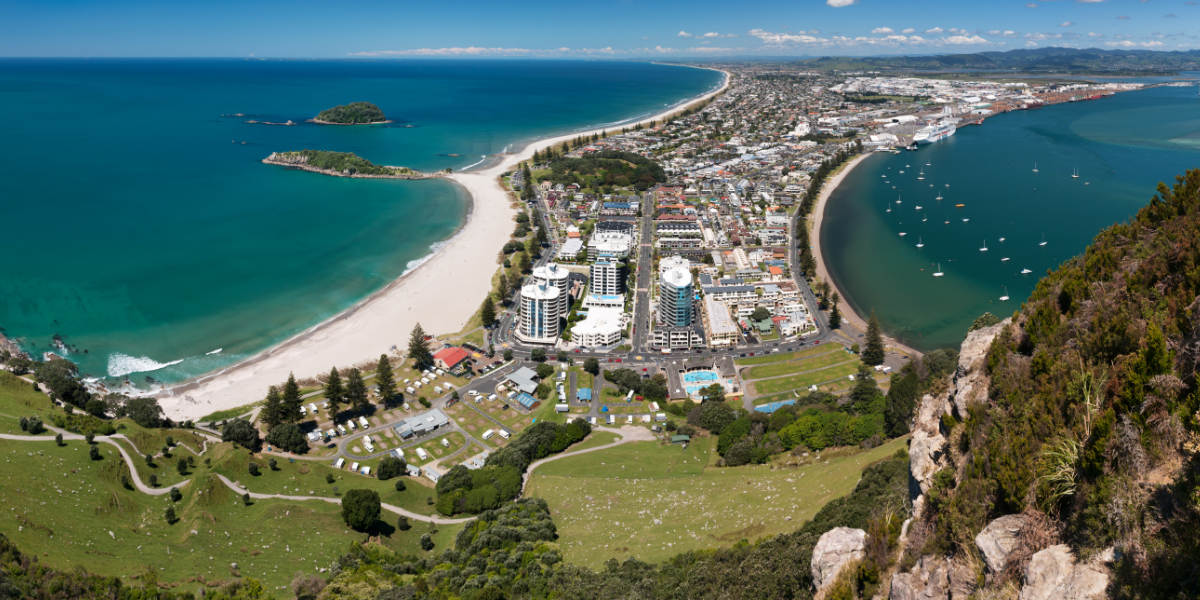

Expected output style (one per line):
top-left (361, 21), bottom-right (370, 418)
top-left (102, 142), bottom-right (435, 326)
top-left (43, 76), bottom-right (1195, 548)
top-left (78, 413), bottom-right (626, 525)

top-left (149, 474), bottom-right (158, 487)
top-left (164, 507), bottom-right (176, 524)
top-left (325, 473), bottom-right (335, 484)
top-left (169, 487), bottom-right (182, 502)
top-left (88, 445), bottom-right (101, 460)
top-left (176, 458), bottom-right (187, 475)
top-left (398, 516), bottom-right (411, 531)
top-left (248, 462), bottom-right (260, 476)
top-left (221, 419), bottom-right (260, 450)
top-left (395, 479), bottom-right (406, 492)
top-left (377, 456), bottom-right (406, 481)
top-left (268, 458), bottom-right (278, 471)
top-left (420, 533), bottom-right (434, 551)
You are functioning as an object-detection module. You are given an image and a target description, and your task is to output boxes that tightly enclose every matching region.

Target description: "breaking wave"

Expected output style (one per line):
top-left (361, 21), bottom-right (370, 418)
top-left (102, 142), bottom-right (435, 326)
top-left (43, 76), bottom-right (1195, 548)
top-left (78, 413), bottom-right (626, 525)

top-left (401, 240), bottom-right (451, 276)
top-left (106, 353), bottom-right (185, 378)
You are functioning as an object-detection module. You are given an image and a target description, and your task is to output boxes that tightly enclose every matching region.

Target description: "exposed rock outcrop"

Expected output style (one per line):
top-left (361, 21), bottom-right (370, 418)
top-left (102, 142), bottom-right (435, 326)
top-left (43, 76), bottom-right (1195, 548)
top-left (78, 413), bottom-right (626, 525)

top-left (909, 392), bottom-right (950, 517)
top-left (975, 514), bottom-right (1026, 576)
top-left (889, 556), bottom-right (976, 600)
top-left (951, 319), bottom-right (1009, 419)
top-left (811, 527), bottom-right (866, 591)
top-left (1018, 545), bottom-right (1109, 600)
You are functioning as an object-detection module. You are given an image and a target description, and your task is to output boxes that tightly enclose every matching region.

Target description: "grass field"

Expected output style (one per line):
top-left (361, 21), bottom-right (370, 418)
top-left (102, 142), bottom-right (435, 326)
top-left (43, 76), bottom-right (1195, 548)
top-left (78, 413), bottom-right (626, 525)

top-left (0, 371), bottom-right (56, 434)
top-left (208, 446), bottom-right (439, 516)
top-left (752, 361), bottom-right (861, 396)
top-left (735, 344), bottom-right (839, 366)
top-left (199, 401), bottom-right (262, 423)
top-left (742, 350), bottom-right (855, 380)
top-left (524, 435), bottom-right (909, 569)
top-left (569, 431), bottom-right (621, 452)
top-left (0, 437), bottom-right (459, 595)
top-left (751, 391), bottom-right (802, 406)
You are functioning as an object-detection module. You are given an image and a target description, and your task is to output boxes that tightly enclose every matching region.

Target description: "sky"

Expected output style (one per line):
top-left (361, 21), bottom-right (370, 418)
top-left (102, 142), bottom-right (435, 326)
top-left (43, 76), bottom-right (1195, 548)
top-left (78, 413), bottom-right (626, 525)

top-left (1, 0), bottom-right (1198, 58)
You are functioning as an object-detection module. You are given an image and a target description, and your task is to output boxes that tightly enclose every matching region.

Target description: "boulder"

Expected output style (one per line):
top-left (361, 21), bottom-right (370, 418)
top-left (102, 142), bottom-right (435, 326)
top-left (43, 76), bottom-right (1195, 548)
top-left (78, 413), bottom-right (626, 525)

top-left (975, 514), bottom-right (1026, 576)
top-left (951, 319), bottom-right (1009, 419)
top-left (909, 393), bottom-right (950, 517)
top-left (811, 527), bottom-right (866, 591)
top-left (889, 556), bottom-right (976, 600)
top-left (1018, 545), bottom-right (1109, 600)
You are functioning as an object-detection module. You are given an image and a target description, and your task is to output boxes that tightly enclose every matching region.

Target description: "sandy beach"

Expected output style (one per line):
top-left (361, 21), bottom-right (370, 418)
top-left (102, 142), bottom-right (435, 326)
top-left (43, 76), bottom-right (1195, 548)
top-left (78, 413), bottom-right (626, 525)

top-left (158, 67), bottom-right (730, 421)
top-left (810, 152), bottom-right (923, 358)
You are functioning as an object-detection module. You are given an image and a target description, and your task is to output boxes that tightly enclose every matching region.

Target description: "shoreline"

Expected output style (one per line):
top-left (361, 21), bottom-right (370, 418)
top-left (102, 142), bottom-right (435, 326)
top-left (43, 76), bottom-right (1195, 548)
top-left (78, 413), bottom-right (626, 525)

top-left (157, 66), bottom-right (731, 421)
top-left (810, 152), bottom-right (924, 358)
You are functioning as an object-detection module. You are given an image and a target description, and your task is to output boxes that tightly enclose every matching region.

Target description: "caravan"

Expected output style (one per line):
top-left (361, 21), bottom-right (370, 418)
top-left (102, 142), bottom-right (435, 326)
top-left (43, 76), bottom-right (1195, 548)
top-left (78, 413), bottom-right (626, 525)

top-left (415, 447), bottom-right (429, 461)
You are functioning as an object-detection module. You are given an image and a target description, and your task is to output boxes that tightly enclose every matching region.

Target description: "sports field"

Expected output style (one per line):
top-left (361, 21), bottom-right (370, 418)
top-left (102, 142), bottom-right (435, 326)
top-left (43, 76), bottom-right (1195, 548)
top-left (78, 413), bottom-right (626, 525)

top-left (742, 350), bottom-right (856, 380)
top-left (524, 435), bottom-right (909, 569)
top-left (750, 361), bottom-right (861, 396)
top-left (734, 344), bottom-right (838, 366)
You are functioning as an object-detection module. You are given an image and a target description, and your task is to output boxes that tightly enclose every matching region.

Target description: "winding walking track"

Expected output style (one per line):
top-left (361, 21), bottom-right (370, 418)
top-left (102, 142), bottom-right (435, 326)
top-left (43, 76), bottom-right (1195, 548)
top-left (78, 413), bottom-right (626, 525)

top-left (1, 420), bottom-right (649, 525)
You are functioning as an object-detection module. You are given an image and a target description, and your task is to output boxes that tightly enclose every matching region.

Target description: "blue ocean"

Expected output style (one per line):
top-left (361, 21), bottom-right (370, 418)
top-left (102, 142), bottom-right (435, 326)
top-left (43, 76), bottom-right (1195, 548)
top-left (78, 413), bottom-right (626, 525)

top-left (821, 79), bottom-right (1200, 351)
top-left (0, 59), bottom-right (721, 387)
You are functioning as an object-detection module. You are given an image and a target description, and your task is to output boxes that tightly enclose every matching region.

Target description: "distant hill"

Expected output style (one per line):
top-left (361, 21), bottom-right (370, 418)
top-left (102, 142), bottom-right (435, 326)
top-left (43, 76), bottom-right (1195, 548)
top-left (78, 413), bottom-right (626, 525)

top-left (793, 46), bottom-right (1200, 73)
top-left (314, 101), bottom-right (387, 124)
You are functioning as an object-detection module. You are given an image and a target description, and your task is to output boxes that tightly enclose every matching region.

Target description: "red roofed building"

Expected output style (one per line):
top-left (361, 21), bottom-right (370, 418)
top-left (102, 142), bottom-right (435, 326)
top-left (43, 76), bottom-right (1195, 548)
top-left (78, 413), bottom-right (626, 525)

top-left (433, 347), bottom-right (471, 370)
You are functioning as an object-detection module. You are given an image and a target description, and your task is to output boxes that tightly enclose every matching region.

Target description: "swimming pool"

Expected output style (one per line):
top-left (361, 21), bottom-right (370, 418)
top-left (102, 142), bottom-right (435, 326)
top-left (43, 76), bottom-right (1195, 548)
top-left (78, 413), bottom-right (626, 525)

top-left (682, 371), bottom-right (719, 383)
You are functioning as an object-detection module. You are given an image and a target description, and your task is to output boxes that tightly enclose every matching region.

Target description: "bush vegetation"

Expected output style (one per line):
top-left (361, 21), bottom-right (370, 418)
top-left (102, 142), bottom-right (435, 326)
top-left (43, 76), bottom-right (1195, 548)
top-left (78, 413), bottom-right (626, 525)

top-left (541, 150), bottom-right (666, 191)
top-left (279, 150), bottom-right (411, 176)
top-left (315, 101), bottom-right (386, 124)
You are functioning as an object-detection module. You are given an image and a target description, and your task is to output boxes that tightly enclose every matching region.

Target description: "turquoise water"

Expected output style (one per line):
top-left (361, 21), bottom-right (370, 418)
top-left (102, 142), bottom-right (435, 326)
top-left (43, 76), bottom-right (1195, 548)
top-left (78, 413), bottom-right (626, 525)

top-left (822, 82), bottom-right (1200, 351)
top-left (0, 59), bottom-right (721, 387)
top-left (684, 370), bottom-right (720, 395)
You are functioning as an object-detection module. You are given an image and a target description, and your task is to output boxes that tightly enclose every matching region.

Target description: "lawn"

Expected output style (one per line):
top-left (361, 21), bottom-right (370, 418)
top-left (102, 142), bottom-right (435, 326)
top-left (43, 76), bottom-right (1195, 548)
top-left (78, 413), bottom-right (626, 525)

top-left (116, 419), bottom-right (209, 456)
top-left (443, 403), bottom-right (506, 450)
top-left (0, 371), bottom-right (56, 434)
top-left (734, 344), bottom-right (840, 366)
top-left (569, 431), bottom-right (621, 452)
top-left (524, 435), bottom-right (909, 569)
top-left (751, 361), bottom-right (861, 396)
top-left (208, 445), bottom-right (439, 517)
top-left (751, 391), bottom-right (802, 407)
top-left (742, 350), bottom-right (856, 380)
top-left (199, 401), bottom-right (262, 424)
top-left (0, 437), bottom-right (459, 595)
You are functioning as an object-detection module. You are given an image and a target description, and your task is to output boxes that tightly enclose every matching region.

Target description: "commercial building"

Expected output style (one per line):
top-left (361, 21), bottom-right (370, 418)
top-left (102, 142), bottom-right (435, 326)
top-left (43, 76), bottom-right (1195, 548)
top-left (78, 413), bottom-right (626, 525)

top-left (392, 408), bottom-right (451, 439)
top-left (432, 347), bottom-right (471, 370)
top-left (659, 267), bottom-right (694, 328)
top-left (702, 296), bottom-right (739, 347)
top-left (571, 307), bottom-right (626, 347)
top-left (504, 366), bottom-right (540, 395)
top-left (590, 261), bottom-right (623, 296)
top-left (532, 262), bottom-right (570, 317)
top-left (556, 237), bottom-right (583, 260)
top-left (516, 282), bottom-right (561, 344)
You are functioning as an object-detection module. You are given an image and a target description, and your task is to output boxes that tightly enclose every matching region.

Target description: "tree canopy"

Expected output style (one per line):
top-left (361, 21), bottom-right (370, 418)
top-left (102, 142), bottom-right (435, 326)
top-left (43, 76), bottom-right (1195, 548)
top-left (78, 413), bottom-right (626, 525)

top-left (315, 101), bottom-right (387, 124)
top-left (341, 489), bottom-right (382, 531)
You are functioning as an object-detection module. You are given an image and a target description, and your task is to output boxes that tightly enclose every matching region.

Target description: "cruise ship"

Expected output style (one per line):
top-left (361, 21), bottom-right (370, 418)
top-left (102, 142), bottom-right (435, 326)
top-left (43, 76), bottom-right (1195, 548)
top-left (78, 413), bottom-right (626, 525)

top-left (913, 121), bottom-right (956, 145)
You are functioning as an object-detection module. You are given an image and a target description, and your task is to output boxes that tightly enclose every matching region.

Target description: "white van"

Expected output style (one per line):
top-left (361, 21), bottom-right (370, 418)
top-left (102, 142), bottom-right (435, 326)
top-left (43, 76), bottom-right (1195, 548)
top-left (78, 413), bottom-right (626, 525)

top-left (626, 415), bottom-right (634, 424)
top-left (487, 394), bottom-right (498, 402)
top-left (358, 417), bottom-right (370, 428)
top-left (441, 438), bottom-right (450, 448)
top-left (403, 378), bottom-right (411, 385)
top-left (364, 442), bottom-right (375, 453)
top-left (403, 402), bottom-right (411, 410)
top-left (467, 390), bottom-right (479, 397)
top-left (337, 424), bottom-right (347, 435)
top-left (308, 403), bottom-right (319, 413)
top-left (415, 448), bottom-right (429, 461)
top-left (420, 377), bottom-right (431, 384)
top-left (499, 429), bottom-right (511, 439)
top-left (347, 421), bottom-right (357, 431)
top-left (333, 458), bottom-right (345, 469)
top-left (436, 369), bottom-right (446, 376)
top-left (405, 386), bottom-right (416, 395)
top-left (482, 429), bottom-right (496, 440)
top-left (364, 435), bottom-right (373, 444)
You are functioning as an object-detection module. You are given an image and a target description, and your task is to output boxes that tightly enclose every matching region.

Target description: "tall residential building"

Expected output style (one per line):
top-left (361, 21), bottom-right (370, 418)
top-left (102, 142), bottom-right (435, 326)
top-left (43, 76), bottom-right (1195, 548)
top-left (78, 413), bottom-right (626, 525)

top-left (532, 262), bottom-right (570, 316)
top-left (658, 254), bottom-right (690, 276)
top-left (590, 261), bottom-right (623, 296)
top-left (516, 282), bottom-right (561, 344)
top-left (658, 266), bottom-right (694, 328)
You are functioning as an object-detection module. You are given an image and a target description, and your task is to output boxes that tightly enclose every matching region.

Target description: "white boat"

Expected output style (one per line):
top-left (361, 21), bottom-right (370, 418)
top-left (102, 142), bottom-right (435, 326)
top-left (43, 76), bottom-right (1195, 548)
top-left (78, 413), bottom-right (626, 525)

top-left (1039, 234), bottom-right (1047, 246)
top-left (963, 218), bottom-right (970, 222)
top-left (999, 237), bottom-right (1006, 242)
top-left (1072, 168), bottom-right (1079, 179)
top-left (1021, 268), bottom-right (1033, 274)
top-left (918, 169), bottom-right (925, 180)
top-left (936, 192), bottom-right (943, 200)
top-left (933, 263), bottom-right (944, 277)
top-left (915, 205), bottom-right (922, 210)
top-left (899, 232), bottom-right (907, 236)
top-left (980, 239), bottom-right (988, 252)
top-left (1033, 163), bottom-right (1038, 173)
top-left (1002, 257), bottom-right (1010, 262)
top-left (1000, 286), bottom-right (1010, 302)
top-left (913, 121), bottom-right (957, 145)
top-left (923, 213), bottom-right (928, 222)
top-left (916, 237), bottom-right (924, 248)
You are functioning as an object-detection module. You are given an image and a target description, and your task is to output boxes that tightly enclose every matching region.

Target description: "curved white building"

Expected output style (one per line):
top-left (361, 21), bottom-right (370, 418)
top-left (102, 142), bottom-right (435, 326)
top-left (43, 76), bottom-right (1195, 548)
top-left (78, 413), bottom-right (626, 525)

top-left (532, 262), bottom-right (570, 316)
top-left (659, 267), bottom-right (694, 328)
top-left (516, 282), bottom-right (561, 344)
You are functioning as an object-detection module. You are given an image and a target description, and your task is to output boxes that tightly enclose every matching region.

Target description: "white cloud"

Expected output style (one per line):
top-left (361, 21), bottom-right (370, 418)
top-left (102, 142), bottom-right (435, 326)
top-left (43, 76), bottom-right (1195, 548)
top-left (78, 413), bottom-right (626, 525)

top-left (925, 27), bottom-right (944, 33)
top-left (677, 31), bottom-right (693, 37)
top-left (685, 46), bottom-right (744, 53)
top-left (1060, 21), bottom-right (1075, 26)
top-left (701, 32), bottom-right (738, 38)
top-left (1026, 2), bottom-right (1038, 6)
top-left (1105, 40), bottom-right (1164, 47)
top-left (1076, 0), bottom-right (1104, 3)
top-left (872, 27), bottom-right (894, 34)
top-left (902, 28), bottom-right (915, 34)
top-left (1026, 41), bottom-right (1039, 46)
top-left (826, 0), bottom-right (858, 6)
top-left (1087, 31), bottom-right (1104, 37)
top-left (943, 35), bottom-right (989, 45)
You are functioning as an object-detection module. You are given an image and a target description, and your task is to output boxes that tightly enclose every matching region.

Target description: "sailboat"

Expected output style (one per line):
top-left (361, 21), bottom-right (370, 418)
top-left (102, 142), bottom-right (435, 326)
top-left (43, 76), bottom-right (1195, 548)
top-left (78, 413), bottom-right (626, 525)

top-left (886, 204), bottom-right (892, 213)
top-left (933, 263), bottom-right (944, 277)
top-left (916, 237), bottom-right (924, 248)
top-left (1000, 286), bottom-right (1010, 302)
top-left (1021, 268), bottom-right (1033, 274)
top-left (936, 191), bottom-right (943, 200)
top-left (896, 196), bottom-right (902, 204)
top-left (1039, 234), bottom-right (1047, 246)
top-left (923, 213), bottom-right (928, 222)
top-left (1072, 168), bottom-right (1079, 179)
top-left (918, 169), bottom-right (925, 180)
top-left (980, 239), bottom-right (988, 252)
top-left (1033, 163), bottom-right (1038, 173)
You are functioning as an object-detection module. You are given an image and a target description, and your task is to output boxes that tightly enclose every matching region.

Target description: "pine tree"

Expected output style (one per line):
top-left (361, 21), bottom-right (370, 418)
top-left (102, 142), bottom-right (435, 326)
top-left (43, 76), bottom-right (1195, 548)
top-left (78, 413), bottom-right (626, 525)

top-left (537, 223), bottom-right (548, 246)
top-left (480, 296), bottom-right (497, 328)
top-left (261, 385), bottom-right (284, 430)
top-left (519, 252), bottom-right (532, 274)
top-left (829, 291), bottom-right (842, 329)
top-left (496, 276), bottom-right (510, 304)
top-left (376, 354), bottom-right (396, 404)
top-left (346, 368), bottom-right (369, 413)
top-left (324, 368), bottom-right (344, 420)
top-left (281, 373), bottom-right (303, 423)
top-left (863, 309), bottom-right (886, 366)
top-left (408, 323), bottom-right (433, 368)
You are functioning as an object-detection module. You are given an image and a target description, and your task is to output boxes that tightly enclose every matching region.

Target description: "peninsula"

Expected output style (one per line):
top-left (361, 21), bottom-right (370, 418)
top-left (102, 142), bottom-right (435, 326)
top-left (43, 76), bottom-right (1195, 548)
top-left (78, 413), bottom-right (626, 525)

top-left (263, 150), bottom-right (433, 179)
top-left (312, 101), bottom-right (389, 124)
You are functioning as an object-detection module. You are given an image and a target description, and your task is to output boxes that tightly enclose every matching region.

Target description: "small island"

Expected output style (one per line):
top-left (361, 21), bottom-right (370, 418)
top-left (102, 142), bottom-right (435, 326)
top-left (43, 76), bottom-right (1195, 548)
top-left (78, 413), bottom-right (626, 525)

top-left (312, 101), bottom-right (389, 125)
top-left (264, 150), bottom-right (433, 179)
